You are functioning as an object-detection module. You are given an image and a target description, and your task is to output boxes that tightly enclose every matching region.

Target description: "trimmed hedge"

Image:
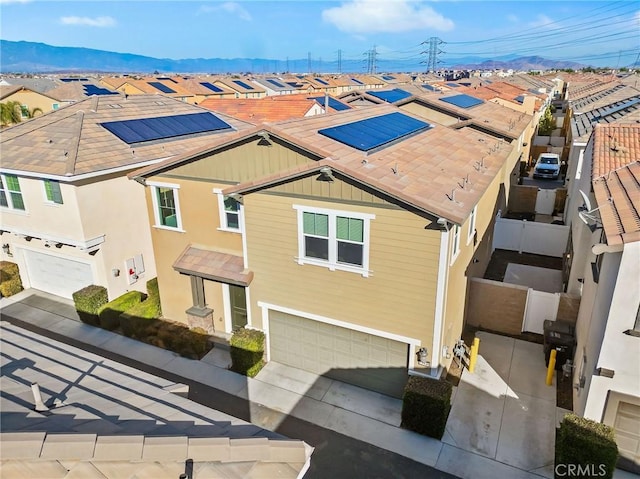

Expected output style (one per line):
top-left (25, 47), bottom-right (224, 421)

top-left (72, 285), bottom-right (108, 326)
top-left (401, 376), bottom-right (452, 439)
top-left (0, 261), bottom-right (23, 297)
top-left (230, 328), bottom-right (265, 377)
top-left (555, 413), bottom-right (618, 479)
top-left (98, 290), bottom-right (145, 331)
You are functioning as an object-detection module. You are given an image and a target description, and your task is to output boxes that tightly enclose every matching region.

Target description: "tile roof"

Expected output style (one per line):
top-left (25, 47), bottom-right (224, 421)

top-left (215, 78), bottom-right (266, 94)
top-left (199, 97), bottom-right (320, 123)
top-left (173, 246), bottom-right (254, 286)
top-left (571, 88), bottom-right (640, 142)
top-left (591, 124), bottom-right (640, 245)
top-left (0, 94), bottom-right (254, 178)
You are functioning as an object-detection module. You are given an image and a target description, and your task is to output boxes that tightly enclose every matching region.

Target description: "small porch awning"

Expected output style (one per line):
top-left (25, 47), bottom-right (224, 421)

top-left (172, 246), bottom-right (253, 287)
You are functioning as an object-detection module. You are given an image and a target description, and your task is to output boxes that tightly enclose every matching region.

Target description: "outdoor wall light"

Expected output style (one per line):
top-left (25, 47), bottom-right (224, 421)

top-left (417, 347), bottom-right (429, 366)
top-left (2, 243), bottom-right (11, 256)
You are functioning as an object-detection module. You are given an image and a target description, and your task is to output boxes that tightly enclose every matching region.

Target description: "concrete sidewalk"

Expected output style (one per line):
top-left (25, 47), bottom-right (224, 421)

top-left (1, 290), bottom-right (635, 479)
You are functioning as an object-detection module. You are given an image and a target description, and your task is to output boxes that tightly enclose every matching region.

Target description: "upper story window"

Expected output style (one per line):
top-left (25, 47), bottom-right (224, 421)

top-left (214, 189), bottom-right (242, 233)
top-left (294, 205), bottom-right (374, 277)
top-left (52, 103), bottom-right (60, 110)
top-left (43, 179), bottom-right (63, 204)
top-left (149, 181), bottom-right (183, 231)
top-left (0, 174), bottom-right (25, 211)
top-left (467, 206), bottom-right (477, 244)
top-left (451, 224), bottom-right (461, 264)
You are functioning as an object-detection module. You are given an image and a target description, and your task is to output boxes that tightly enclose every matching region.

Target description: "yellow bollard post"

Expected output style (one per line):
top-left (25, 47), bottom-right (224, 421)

top-left (468, 337), bottom-right (480, 373)
top-left (546, 349), bottom-right (557, 386)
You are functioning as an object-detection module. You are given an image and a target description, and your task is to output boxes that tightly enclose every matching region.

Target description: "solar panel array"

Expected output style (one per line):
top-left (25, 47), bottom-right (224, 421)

top-left (594, 97), bottom-right (640, 119)
top-left (365, 88), bottom-right (412, 103)
top-left (382, 75), bottom-right (395, 81)
top-left (308, 96), bottom-right (351, 111)
top-left (200, 82), bottom-right (224, 93)
top-left (318, 112), bottom-right (431, 152)
top-left (83, 85), bottom-right (119, 96)
top-left (422, 84), bottom-right (438, 92)
top-left (101, 112), bottom-right (233, 144)
top-left (351, 78), bottom-right (364, 85)
top-left (439, 94), bottom-right (484, 109)
top-left (446, 83), bottom-right (461, 88)
top-left (156, 77), bottom-right (177, 83)
top-left (61, 78), bottom-right (89, 82)
top-left (148, 82), bottom-right (176, 94)
top-left (266, 79), bottom-right (286, 88)
top-left (514, 95), bottom-right (525, 104)
top-left (314, 78), bottom-right (329, 86)
top-left (232, 80), bottom-right (254, 90)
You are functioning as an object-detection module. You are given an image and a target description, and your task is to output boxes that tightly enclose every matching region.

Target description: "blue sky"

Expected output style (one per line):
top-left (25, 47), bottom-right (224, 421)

top-left (1, 1), bottom-right (638, 67)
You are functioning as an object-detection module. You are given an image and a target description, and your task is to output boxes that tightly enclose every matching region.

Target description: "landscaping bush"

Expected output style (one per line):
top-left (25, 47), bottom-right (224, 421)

top-left (230, 328), bottom-right (265, 377)
top-left (119, 278), bottom-right (161, 336)
top-left (0, 261), bottom-right (23, 297)
top-left (555, 413), bottom-right (618, 479)
top-left (72, 285), bottom-right (108, 326)
top-left (98, 290), bottom-right (145, 331)
top-left (401, 376), bottom-right (452, 439)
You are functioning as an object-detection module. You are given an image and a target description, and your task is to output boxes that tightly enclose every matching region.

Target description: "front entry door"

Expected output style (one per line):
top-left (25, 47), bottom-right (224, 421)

top-left (230, 285), bottom-right (248, 330)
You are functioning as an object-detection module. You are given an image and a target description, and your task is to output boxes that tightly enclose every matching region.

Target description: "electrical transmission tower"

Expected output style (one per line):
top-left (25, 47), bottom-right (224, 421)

top-left (337, 49), bottom-right (342, 74)
top-left (363, 45), bottom-right (378, 74)
top-left (308, 52), bottom-right (312, 74)
top-left (421, 37), bottom-right (444, 73)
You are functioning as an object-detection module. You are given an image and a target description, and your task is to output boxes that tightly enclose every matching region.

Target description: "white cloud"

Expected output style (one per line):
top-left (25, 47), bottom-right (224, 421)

top-left (60, 16), bottom-right (116, 27)
top-left (199, 2), bottom-right (252, 21)
top-left (322, 0), bottom-right (454, 34)
top-left (507, 14), bottom-right (518, 23)
top-left (0, 0), bottom-right (31, 4)
top-left (528, 14), bottom-right (554, 28)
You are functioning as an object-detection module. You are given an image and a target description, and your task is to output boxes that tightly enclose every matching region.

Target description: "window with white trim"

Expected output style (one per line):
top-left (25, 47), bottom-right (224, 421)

top-left (467, 206), bottom-right (477, 244)
top-left (0, 174), bottom-right (25, 211)
top-left (451, 225), bottom-right (460, 263)
top-left (150, 182), bottom-right (183, 230)
top-left (43, 179), bottom-right (63, 204)
top-left (294, 205), bottom-right (373, 276)
top-left (214, 189), bottom-right (242, 232)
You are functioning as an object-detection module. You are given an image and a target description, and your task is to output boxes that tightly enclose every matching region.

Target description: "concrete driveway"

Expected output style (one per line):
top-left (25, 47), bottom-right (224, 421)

top-left (442, 332), bottom-right (563, 479)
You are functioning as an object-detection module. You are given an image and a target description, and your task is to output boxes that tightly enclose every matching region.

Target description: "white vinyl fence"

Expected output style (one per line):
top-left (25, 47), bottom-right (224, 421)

top-left (493, 215), bottom-right (570, 257)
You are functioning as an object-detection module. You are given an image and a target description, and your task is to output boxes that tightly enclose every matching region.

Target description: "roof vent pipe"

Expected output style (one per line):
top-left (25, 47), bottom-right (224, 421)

top-left (31, 383), bottom-right (49, 412)
top-left (325, 93), bottom-right (329, 112)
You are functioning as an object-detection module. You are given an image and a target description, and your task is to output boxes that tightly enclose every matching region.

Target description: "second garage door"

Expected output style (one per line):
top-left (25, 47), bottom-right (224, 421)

top-left (269, 310), bottom-right (409, 398)
top-left (23, 249), bottom-right (94, 299)
top-left (613, 401), bottom-right (640, 473)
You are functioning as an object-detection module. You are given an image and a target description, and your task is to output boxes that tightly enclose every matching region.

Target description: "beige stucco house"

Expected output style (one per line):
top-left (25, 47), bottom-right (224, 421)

top-left (132, 94), bottom-right (530, 398)
top-left (0, 94), bottom-right (251, 300)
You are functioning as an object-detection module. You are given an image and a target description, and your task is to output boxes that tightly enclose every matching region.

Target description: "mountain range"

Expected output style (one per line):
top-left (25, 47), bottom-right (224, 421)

top-left (0, 40), bottom-right (587, 74)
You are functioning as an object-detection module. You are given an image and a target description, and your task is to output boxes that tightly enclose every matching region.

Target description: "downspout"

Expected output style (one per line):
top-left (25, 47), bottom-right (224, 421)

top-left (432, 220), bottom-right (450, 377)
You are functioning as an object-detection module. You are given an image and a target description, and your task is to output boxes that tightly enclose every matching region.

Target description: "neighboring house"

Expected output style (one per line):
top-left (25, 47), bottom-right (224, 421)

top-left (113, 78), bottom-right (196, 103)
top-left (199, 97), bottom-right (324, 123)
top-left (131, 102), bottom-right (526, 398)
top-left (565, 124), bottom-right (640, 473)
top-left (46, 79), bottom-right (120, 105)
top-left (173, 77), bottom-right (237, 102)
top-left (251, 77), bottom-right (298, 96)
top-left (0, 85), bottom-right (60, 122)
top-left (0, 94), bottom-right (252, 300)
top-left (213, 78), bottom-right (267, 99)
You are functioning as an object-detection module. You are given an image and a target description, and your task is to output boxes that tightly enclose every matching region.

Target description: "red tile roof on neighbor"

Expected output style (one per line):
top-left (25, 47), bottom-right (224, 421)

top-left (591, 124), bottom-right (640, 245)
top-left (199, 97), bottom-right (321, 123)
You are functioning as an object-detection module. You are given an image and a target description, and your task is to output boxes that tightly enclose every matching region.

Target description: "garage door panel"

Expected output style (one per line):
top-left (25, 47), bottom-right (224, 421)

top-left (270, 310), bottom-right (409, 398)
top-left (23, 250), bottom-right (93, 299)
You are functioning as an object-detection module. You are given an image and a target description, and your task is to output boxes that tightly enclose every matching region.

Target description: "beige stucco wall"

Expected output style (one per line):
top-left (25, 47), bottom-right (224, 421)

top-left (243, 190), bottom-right (441, 349)
top-left (466, 278), bottom-right (529, 335)
top-left (2, 90), bottom-right (60, 117)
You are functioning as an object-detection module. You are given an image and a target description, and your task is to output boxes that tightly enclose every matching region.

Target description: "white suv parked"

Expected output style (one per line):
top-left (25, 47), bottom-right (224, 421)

top-left (533, 153), bottom-right (561, 180)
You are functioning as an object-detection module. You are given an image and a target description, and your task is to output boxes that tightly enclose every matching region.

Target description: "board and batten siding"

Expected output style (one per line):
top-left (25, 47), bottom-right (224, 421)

top-left (244, 191), bottom-right (441, 344)
top-left (168, 137), bottom-right (318, 183)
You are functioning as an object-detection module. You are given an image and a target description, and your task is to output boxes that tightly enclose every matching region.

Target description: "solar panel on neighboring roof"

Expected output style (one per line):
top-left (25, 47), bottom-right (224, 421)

top-left (422, 84), bottom-right (438, 92)
top-left (61, 78), bottom-right (87, 82)
top-left (446, 82), bottom-right (460, 88)
top-left (440, 94), bottom-right (484, 109)
top-left (200, 82), bottom-right (224, 93)
top-left (593, 97), bottom-right (640, 119)
top-left (100, 112), bottom-right (233, 144)
top-left (315, 78), bottom-right (329, 86)
top-left (382, 75), bottom-right (395, 81)
top-left (286, 82), bottom-right (302, 88)
top-left (148, 81), bottom-right (176, 94)
top-left (156, 77), bottom-right (177, 83)
top-left (83, 84), bottom-right (118, 96)
top-left (232, 80), bottom-right (254, 90)
top-left (351, 78), bottom-right (364, 85)
top-left (318, 112), bottom-right (431, 152)
top-left (514, 95), bottom-right (525, 104)
top-left (266, 79), bottom-right (286, 88)
top-left (308, 96), bottom-right (351, 111)
top-left (365, 88), bottom-right (412, 103)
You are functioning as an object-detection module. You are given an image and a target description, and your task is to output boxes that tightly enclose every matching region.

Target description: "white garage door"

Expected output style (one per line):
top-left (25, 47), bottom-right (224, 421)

top-left (269, 310), bottom-right (409, 398)
top-left (23, 250), bottom-right (94, 299)
top-left (614, 401), bottom-right (640, 472)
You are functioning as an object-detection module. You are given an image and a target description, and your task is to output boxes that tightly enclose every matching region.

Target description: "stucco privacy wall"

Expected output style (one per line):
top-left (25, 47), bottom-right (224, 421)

top-left (243, 190), bottom-right (441, 349)
top-left (466, 278), bottom-right (529, 335)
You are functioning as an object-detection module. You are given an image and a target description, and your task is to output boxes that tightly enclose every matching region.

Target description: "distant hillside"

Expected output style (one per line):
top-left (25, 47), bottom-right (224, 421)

top-left (1, 40), bottom-right (588, 74)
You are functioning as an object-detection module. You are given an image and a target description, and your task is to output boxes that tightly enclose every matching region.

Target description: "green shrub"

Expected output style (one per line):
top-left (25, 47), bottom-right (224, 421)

top-left (98, 290), bottom-right (145, 331)
top-left (0, 261), bottom-right (23, 297)
top-left (401, 376), bottom-right (452, 439)
top-left (72, 285), bottom-right (108, 326)
top-left (555, 413), bottom-right (618, 479)
top-left (230, 328), bottom-right (265, 377)
top-left (119, 281), bottom-right (161, 336)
